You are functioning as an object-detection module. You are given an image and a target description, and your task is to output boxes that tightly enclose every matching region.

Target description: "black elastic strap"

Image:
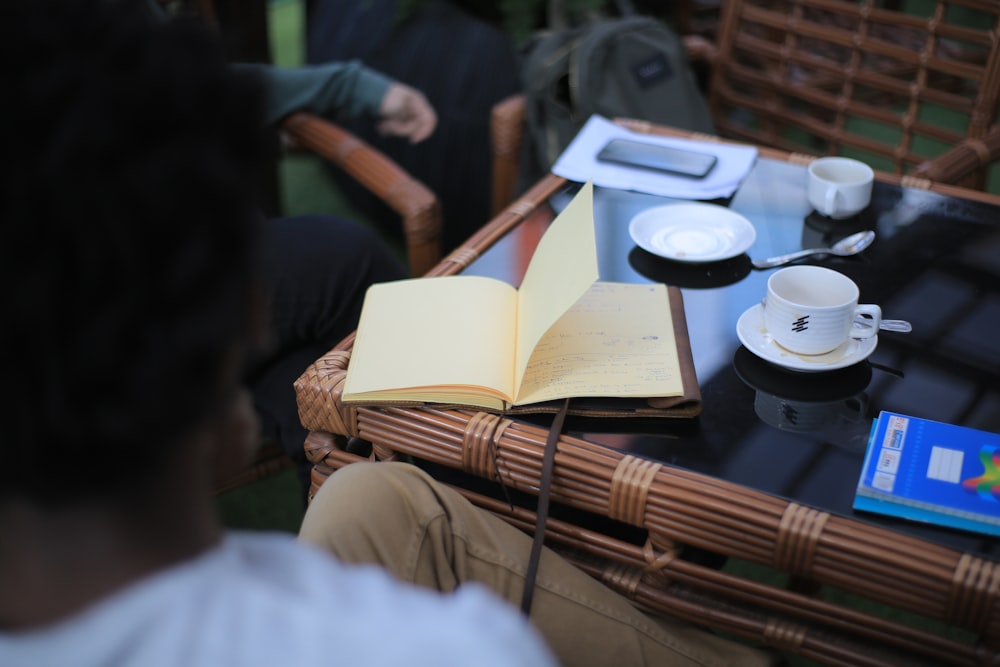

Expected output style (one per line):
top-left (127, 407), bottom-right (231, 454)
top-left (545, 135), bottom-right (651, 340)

top-left (520, 397), bottom-right (571, 615)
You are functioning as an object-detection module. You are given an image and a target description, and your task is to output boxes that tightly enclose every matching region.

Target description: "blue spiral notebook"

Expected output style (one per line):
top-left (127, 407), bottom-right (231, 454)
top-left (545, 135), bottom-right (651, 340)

top-left (854, 411), bottom-right (1000, 537)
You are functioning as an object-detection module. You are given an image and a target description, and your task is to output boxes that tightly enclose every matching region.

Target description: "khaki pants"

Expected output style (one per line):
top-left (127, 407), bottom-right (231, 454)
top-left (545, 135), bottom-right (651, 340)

top-left (300, 461), bottom-right (775, 667)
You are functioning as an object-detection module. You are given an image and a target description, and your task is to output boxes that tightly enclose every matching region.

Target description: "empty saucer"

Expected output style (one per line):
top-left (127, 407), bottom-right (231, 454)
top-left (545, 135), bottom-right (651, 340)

top-left (628, 203), bottom-right (757, 263)
top-left (736, 303), bottom-right (877, 372)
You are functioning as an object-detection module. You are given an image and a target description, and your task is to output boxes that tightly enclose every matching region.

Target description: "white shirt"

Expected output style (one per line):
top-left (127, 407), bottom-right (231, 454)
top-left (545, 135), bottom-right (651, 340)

top-left (0, 532), bottom-right (557, 667)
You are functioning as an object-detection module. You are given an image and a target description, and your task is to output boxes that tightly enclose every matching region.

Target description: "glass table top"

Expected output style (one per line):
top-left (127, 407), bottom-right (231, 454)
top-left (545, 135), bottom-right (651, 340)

top-left (463, 158), bottom-right (1000, 558)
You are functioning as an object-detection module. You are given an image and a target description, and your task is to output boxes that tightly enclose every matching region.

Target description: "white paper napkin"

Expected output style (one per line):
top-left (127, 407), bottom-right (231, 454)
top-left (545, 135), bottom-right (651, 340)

top-left (552, 115), bottom-right (759, 200)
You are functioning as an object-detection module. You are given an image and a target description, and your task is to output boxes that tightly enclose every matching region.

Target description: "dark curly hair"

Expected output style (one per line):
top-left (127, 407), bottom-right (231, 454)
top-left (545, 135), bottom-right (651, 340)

top-left (0, 0), bottom-right (268, 505)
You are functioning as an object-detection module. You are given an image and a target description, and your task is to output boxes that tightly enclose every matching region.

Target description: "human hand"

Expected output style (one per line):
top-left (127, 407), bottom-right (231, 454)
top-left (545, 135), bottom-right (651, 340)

top-left (377, 82), bottom-right (437, 144)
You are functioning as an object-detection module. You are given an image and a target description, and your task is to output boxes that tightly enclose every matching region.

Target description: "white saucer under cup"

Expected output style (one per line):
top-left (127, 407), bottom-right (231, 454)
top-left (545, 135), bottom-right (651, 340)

top-left (763, 266), bottom-right (881, 355)
top-left (736, 303), bottom-right (878, 372)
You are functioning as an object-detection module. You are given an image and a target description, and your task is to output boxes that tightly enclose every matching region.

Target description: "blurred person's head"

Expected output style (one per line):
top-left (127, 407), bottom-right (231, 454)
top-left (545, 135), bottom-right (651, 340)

top-left (0, 0), bottom-right (269, 508)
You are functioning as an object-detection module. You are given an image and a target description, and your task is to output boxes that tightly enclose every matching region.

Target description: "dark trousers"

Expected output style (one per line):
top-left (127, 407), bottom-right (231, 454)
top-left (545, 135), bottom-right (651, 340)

top-left (245, 214), bottom-right (406, 493)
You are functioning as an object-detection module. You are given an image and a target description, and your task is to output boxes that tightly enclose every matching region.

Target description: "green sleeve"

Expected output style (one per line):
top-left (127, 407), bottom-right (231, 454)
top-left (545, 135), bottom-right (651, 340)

top-left (232, 61), bottom-right (393, 127)
top-left (141, 1), bottom-right (393, 127)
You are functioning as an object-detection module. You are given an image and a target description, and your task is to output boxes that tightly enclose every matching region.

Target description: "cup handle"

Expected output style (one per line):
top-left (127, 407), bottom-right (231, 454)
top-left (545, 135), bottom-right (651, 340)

top-left (825, 187), bottom-right (837, 216)
top-left (851, 304), bottom-right (882, 339)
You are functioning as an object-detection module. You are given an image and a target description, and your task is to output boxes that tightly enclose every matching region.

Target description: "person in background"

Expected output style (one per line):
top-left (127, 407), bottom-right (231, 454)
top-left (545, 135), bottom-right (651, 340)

top-left (0, 2), bottom-right (552, 665)
top-left (143, 0), bottom-right (438, 495)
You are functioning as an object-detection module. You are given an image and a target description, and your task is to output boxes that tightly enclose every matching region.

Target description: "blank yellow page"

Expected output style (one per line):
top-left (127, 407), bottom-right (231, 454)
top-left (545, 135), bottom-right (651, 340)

top-left (343, 276), bottom-right (518, 403)
top-left (514, 181), bottom-right (599, 389)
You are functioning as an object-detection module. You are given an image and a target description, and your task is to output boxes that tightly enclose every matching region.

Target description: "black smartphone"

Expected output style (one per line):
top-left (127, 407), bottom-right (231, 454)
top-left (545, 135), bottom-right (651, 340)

top-left (596, 138), bottom-right (718, 179)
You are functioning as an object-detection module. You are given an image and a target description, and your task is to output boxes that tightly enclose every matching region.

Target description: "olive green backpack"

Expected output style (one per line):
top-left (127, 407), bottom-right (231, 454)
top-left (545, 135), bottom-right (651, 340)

top-left (519, 12), bottom-right (714, 177)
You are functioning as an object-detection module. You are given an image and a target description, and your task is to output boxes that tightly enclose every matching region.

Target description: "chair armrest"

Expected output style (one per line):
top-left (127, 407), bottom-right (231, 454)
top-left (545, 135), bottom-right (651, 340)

top-left (911, 127), bottom-right (1000, 188)
top-left (490, 93), bottom-right (528, 216)
top-left (280, 112), bottom-right (443, 277)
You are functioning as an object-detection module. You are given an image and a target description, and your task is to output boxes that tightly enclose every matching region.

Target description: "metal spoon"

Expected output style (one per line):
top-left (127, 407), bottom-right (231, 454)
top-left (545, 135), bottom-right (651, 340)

top-left (879, 319), bottom-right (913, 333)
top-left (854, 318), bottom-right (913, 334)
top-left (752, 230), bottom-right (876, 269)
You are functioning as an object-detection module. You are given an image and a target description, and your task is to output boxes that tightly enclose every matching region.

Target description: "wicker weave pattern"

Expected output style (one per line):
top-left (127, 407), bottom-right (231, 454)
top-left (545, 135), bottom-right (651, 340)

top-left (304, 418), bottom-right (999, 665)
top-left (707, 0), bottom-right (1000, 188)
top-left (608, 455), bottom-right (661, 525)
top-left (486, 0), bottom-right (1000, 212)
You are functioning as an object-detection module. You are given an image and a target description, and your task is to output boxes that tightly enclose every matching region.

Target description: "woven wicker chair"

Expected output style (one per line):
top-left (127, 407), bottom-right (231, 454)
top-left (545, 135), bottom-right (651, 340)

top-left (491, 0), bottom-right (1000, 213)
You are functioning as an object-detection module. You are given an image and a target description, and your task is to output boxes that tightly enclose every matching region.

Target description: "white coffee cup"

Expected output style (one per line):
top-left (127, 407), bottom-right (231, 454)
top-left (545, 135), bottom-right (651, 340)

top-left (807, 157), bottom-right (874, 219)
top-left (763, 265), bottom-right (881, 355)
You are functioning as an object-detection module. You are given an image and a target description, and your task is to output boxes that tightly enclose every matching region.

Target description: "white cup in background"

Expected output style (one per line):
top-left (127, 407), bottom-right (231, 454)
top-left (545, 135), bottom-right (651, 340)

top-left (807, 157), bottom-right (874, 219)
top-left (763, 265), bottom-right (881, 355)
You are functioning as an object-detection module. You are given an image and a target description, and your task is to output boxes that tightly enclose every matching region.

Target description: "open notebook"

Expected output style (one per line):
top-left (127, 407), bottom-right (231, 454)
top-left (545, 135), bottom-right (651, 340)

top-left (342, 181), bottom-right (701, 418)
